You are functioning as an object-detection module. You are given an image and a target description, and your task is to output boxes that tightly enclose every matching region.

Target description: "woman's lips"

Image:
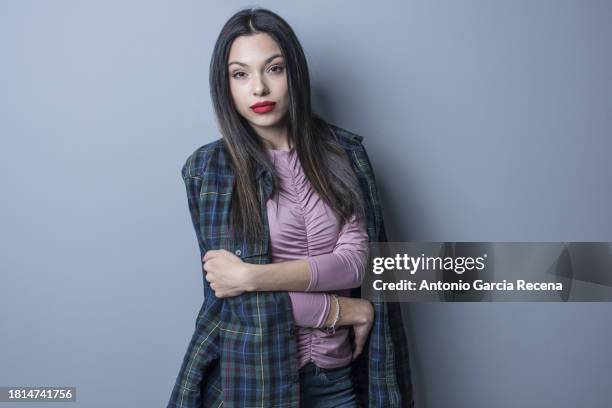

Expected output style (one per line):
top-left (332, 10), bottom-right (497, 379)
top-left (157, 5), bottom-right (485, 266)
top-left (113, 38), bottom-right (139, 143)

top-left (251, 102), bottom-right (276, 114)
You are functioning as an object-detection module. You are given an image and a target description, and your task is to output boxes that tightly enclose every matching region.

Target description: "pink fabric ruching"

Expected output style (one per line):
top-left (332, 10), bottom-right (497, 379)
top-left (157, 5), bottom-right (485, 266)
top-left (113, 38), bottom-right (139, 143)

top-left (265, 147), bottom-right (369, 369)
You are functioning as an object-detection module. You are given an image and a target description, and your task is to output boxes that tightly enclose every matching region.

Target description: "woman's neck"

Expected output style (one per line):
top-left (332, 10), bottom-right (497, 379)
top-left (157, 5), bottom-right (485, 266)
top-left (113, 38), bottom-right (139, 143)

top-left (252, 119), bottom-right (291, 151)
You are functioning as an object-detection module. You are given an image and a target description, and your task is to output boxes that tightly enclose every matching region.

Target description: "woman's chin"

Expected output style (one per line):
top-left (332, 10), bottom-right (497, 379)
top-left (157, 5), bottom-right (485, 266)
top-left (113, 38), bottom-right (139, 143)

top-left (248, 115), bottom-right (284, 129)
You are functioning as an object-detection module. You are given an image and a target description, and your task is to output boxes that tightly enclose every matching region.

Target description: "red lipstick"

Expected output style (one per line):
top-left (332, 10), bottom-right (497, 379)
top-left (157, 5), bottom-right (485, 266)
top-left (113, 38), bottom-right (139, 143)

top-left (250, 100), bottom-right (276, 114)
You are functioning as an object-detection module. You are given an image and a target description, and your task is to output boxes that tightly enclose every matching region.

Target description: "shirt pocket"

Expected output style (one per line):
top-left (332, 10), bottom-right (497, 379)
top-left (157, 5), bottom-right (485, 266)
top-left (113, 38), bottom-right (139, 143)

top-left (237, 241), bottom-right (269, 263)
top-left (206, 238), bottom-right (268, 263)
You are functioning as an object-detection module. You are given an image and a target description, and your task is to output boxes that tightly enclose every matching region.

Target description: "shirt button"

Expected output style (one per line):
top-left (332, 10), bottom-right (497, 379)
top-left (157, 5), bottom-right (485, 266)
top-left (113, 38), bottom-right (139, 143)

top-left (234, 249), bottom-right (242, 256)
top-left (288, 327), bottom-right (295, 336)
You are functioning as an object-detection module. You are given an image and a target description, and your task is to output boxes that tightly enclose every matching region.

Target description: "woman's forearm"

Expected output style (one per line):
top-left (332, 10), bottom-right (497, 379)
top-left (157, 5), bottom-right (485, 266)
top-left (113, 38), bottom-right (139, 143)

top-left (323, 296), bottom-right (372, 327)
top-left (288, 291), bottom-right (372, 330)
top-left (246, 253), bottom-right (367, 293)
top-left (245, 217), bottom-right (368, 293)
top-left (241, 261), bottom-right (370, 336)
top-left (203, 249), bottom-right (366, 296)
top-left (247, 259), bottom-right (311, 291)
top-left (289, 291), bottom-right (331, 328)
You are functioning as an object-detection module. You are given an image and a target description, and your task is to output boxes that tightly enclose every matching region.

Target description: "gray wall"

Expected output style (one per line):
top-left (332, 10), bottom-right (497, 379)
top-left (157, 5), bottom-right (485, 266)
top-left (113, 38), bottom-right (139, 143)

top-left (1, 1), bottom-right (611, 407)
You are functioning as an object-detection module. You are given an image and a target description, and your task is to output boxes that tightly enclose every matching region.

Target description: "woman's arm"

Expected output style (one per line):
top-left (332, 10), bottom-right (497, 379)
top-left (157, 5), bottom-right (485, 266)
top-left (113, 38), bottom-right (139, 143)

top-left (203, 215), bottom-right (368, 295)
top-left (245, 215), bottom-right (369, 292)
top-left (306, 215), bottom-right (369, 291)
top-left (252, 217), bottom-right (368, 292)
top-left (288, 291), bottom-right (374, 360)
top-left (322, 294), bottom-right (374, 360)
top-left (290, 291), bottom-right (374, 331)
top-left (289, 292), bottom-right (331, 328)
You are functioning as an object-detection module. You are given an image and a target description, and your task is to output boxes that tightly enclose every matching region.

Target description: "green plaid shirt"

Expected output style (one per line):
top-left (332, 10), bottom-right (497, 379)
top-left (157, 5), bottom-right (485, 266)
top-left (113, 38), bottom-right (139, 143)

top-left (168, 123), bottom-right (414, 407)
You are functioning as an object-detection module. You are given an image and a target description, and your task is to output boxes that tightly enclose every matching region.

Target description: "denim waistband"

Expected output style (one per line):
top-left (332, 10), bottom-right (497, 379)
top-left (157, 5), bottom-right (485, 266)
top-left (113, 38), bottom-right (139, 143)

top-left (299, 361), bottom-right (351, 376)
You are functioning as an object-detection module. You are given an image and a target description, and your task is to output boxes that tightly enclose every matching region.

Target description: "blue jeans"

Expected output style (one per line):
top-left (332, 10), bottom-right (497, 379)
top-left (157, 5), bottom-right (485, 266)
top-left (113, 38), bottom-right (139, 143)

top-left (298, 362), bottom-right (357, 408)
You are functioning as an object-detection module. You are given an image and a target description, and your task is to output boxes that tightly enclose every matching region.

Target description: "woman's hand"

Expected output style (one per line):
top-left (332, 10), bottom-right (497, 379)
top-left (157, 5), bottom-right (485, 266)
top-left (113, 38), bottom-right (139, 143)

top-left (347, 298), bottom-right (374, 361)
top-left (202, 249), bottom-right (253, 298)
top-left (325, 297), bottom-right (374, 361)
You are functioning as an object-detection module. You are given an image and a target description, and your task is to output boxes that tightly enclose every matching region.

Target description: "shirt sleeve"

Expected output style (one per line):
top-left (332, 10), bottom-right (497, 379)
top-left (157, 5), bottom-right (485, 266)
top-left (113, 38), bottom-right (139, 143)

top-left (288, 292), bottom-right (331, 328)
top-left (182, 175), bottom-right (207, 259)
top-left (305, 215), bottom-right (369, 292)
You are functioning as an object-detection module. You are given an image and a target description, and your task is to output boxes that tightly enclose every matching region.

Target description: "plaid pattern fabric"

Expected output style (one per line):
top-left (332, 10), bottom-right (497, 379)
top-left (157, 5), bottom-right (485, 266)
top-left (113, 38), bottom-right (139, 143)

top-left (168, 123), bottom-right (414, 407)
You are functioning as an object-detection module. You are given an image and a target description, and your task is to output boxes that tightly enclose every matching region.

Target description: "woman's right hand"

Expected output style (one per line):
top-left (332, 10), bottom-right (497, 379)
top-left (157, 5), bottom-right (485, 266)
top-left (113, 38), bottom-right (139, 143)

top-left (324, 297), bottom-right (374, 361)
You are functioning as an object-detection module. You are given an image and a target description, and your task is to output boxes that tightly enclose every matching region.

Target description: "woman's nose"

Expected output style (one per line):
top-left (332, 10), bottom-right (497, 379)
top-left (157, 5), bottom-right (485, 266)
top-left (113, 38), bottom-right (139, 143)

top-left (252, 74), bottom-right (269, 96)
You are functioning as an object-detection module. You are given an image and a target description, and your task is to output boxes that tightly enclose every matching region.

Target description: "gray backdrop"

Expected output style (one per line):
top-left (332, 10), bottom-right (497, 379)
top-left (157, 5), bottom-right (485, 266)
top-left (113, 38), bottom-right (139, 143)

top-left (1, 1), bottom-right (611, 407)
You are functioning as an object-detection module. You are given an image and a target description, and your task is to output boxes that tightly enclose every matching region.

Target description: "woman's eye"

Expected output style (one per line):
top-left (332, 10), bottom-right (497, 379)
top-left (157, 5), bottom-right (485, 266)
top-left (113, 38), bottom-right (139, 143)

top-left (232, 72), bottom-right (246, 79)
top-left (269, 65), bottom-right (284, 74)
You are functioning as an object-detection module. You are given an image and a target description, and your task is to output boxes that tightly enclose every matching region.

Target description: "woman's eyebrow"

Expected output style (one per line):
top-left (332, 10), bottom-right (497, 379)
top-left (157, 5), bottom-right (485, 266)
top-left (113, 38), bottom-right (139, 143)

top-left (228, 53), bottom-right (283, 67)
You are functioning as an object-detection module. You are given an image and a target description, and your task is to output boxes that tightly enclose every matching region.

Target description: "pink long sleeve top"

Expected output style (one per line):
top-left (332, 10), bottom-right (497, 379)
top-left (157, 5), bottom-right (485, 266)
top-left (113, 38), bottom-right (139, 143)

top-left (264, 147), bottom-right (369, 369)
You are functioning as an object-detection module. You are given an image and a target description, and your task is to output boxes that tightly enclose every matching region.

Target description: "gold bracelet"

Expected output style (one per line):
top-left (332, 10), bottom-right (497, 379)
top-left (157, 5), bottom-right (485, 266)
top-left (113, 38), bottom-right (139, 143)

top-left (326, 294), bottom-right (341, 335)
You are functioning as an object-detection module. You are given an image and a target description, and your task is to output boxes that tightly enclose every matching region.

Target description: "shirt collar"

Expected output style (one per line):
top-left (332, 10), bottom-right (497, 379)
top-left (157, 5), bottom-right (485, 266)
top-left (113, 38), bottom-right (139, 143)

top-left (255, 161), bottom-right (269, 181)
top-left (254, 161), bottom-right (274, 200)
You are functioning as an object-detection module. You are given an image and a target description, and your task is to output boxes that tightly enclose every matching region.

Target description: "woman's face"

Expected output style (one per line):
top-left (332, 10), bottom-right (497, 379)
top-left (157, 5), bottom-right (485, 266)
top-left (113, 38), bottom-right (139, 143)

top-left (227, 33), bottom-right (289, 133)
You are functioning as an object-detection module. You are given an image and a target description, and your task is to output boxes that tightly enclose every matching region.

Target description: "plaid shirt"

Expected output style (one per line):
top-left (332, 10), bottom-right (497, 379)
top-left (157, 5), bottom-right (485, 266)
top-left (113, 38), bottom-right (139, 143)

top-left (168, 123), bottom-right (414, 407)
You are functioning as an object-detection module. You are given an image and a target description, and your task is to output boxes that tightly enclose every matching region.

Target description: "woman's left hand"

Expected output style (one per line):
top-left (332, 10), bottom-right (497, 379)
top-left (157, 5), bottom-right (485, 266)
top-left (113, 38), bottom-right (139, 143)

top-left (202, 249), bottom-right (253, 298)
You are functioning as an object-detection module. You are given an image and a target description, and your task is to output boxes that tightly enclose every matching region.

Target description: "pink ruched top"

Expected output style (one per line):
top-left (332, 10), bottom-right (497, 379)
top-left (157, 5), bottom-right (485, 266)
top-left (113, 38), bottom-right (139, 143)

top-left (264, 147), bottom-right (369, 369)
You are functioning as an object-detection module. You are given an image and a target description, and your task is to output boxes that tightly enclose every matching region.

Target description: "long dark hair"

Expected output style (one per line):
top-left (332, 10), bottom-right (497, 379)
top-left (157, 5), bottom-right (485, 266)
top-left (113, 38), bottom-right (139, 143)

top-left (210, 7), bottom-right (365, 244)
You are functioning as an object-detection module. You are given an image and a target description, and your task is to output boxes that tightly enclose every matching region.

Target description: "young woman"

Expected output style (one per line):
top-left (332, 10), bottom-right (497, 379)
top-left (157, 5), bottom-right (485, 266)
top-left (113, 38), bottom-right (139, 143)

top-left (168, 7), bottom-right (413, 408)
